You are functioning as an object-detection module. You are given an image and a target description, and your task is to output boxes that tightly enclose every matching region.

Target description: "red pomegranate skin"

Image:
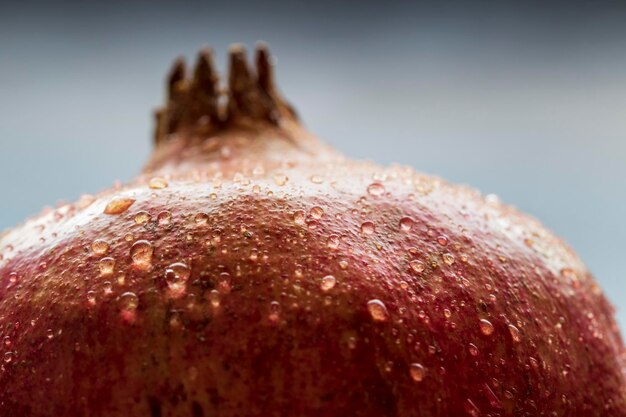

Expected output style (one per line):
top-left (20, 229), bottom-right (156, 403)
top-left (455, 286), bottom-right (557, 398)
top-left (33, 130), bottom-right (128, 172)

top-left (0, 45), bottom-right (625, 417)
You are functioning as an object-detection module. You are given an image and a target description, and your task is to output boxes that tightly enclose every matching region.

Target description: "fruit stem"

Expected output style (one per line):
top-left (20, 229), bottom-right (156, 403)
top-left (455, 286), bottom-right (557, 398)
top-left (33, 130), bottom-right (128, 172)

top-left (153, 43), bottom-right (298, 145)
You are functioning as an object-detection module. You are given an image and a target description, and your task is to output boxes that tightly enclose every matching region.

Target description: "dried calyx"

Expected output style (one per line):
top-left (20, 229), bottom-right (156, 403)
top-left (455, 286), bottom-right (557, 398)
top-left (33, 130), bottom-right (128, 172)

top-left (154, 43), bottom-right (298, 145)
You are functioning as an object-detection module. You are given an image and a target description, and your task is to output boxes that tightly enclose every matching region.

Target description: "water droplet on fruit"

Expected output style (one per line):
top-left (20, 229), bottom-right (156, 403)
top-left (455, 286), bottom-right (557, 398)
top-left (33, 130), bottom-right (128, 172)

top-left (327, 235), bottom-right (340, 249)
top-left (169, 312), bottom-right (182, 329)
top-left (252, 165), bottom-right (265, 176)
top-left (367, 182), bottom-right (385, 196)
top-left (46, 329), bottom-right (54, 340)
top-left (119, 292), bottom-right (139, 322)
top-left (436, 235), bottom-right (449, 246)
top-left (273, 174), bottom-right (288, 186)
top-left (347, 336), bottom-right (357, 349)
top-left (480, 319), bottom-right (495, 336)
top-left (249, 250), bottom-right (259, 261)
top-left (218, 272), bottom-right (231, 294)
top-left (130, 240), bottom-right (153, 269)
top-left (209, 289), bottom-right (220, 308)
top-left (410, 260), bottom-right (425, 273)
top-left (468, 343), bottom-right (479, 356)
top-left (360, 222), bottom-right (376, 235)
top-left (294, 266), bottom-right (303, 278)
top-left (91, 240), bottom-right (110, 255)
top-left (157, 211), bottom-right (172, 225)
top-left (8, 272), bottom-right (18, 284)
top-left (293, 210), bottom-right (306, 225)
top-left (310, 175), bottom-right (324, 184)
top-left (399, 217), bottom-right (414, 232)
top-left (367, 299), bottom-right (389, 322)
top-left (104, 197), bottom-right (135, 215)
top-left (268, 301), bottom-right (281, 323)
top-left (508, 324), bottom-right (521, 342)
top-left (134, 211), bottom-right (151, 225)
top-left (320, 275), bottom-right (337, 291)
top-left (165, 262), bottom-right (191, 298)
top-left (560, 267), bottom-right (579, 282)
top-left (149, 177), bottom-right (168, 189)
top-left (99, 257), bottom-right (115, 276)
top-left (442, 253), bottom-right (455, 265)
top-left (310, 206), bottom-right (324, 219)
top-left (194, 213), bottom-right (209, 225)
top-left (3, 352), bottom-right (13, 364)
top-left (409, 363), bottom-right (426, 382)
top-left (87, 291), bottom-right (96, 306)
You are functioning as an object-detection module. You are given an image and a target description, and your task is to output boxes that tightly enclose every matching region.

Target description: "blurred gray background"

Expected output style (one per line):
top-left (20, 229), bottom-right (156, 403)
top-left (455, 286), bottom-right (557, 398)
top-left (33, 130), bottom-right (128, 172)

top-left (1, 1), bottom-right (625, 329)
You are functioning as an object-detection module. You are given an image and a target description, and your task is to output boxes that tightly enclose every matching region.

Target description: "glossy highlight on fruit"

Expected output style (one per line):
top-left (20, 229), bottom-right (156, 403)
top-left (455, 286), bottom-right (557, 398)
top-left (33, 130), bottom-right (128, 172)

top-left (0, 43), bottom-right (624, 417)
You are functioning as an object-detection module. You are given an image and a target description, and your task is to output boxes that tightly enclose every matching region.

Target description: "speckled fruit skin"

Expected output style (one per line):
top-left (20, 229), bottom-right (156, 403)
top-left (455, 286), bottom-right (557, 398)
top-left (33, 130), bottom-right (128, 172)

top-left (0, 46), bottom-right (625, 417)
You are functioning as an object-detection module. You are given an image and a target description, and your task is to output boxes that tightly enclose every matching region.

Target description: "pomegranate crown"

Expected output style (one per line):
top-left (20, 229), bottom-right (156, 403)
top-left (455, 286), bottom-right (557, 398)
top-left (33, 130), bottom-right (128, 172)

top-left (153, 43), bottom-right (298, 145)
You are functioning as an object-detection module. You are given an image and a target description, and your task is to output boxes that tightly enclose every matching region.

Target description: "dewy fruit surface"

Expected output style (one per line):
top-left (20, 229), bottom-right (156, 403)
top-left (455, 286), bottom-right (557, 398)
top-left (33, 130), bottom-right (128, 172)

top-left (0, 44), bottom-right (624, 417)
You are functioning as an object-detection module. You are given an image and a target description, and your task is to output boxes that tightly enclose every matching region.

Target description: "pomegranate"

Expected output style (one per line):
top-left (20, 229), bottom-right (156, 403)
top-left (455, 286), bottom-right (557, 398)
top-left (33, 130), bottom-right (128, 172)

top-left (0, 43), bottom-right (624, 417)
